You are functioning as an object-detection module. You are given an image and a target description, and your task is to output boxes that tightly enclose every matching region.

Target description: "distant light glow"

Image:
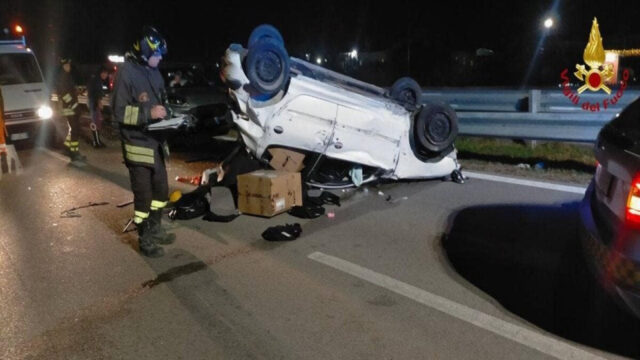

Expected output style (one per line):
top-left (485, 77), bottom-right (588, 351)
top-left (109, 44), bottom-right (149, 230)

top-left (108, 55), bottom-right (125, 63)
top-left (316, 57), bottom-right (322, 65)
top-left (544, 18), bottom-right (554, 29)
top-left (14, 25), bottom-right (23, 34)
top-left (350, 49), bottom-right (358, 59)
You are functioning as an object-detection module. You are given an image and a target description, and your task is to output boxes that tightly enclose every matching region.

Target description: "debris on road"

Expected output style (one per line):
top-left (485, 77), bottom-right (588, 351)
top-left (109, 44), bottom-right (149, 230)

top-left (168, 186), bottom-right (240, 223)
top-left (117, 200), bottom-right (134, 208)
top-left (389, 196), bottom-right (409, 204)
top-left (288, 204), bottom-right (325, 219)
top-left (516, 163), bottom-right (531, 169)
top-left (175, 175), bottom-right (202, 186)
top-left (327, 211), bottom-right (335, 219)
top-left (168, 187), bottom-right (210, 220)
top-left (122, 218), bottom-right (135, 233)
top-left (261, 223), bottom-right (302, 241)
top-left (349, 166), bottom-right (363, 187)
top-left (268, 148), bottom-right (305, 172)
top-left (60, 202), bottom-right (109, 218)
top-left (237, 170), bottom-right (302, 217)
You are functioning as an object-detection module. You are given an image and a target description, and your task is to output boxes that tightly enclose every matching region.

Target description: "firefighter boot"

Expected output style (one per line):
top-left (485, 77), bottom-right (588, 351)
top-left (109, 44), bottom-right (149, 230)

top-left (92, 130), bottom-right (106, 148)
top-left (137, 220), bottom-right (165, 258)
top-left (70, 151), bottom-right (87, 162)
top-left (149, 210), bottom-right (176, 245)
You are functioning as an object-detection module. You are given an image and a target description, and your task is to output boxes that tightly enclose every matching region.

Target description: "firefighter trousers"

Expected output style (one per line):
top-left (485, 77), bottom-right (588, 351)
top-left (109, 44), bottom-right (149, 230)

top-left (128, 152), bottom-right (169, 224)
top-left (63, 114), bottom-right (81, 153)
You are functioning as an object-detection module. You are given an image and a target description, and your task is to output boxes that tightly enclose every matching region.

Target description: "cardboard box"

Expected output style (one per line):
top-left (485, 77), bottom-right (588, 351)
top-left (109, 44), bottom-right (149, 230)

top-left (268, 148), bottom-right (305, 173)
top-left (237, 170), bottom-right (302, 217)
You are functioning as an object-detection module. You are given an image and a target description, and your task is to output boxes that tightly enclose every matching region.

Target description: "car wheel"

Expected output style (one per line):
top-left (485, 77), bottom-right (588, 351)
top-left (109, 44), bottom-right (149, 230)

top-left (390, 77), bottom-right (421, 109)
top-left (245, 39), bottom-right (290, 97)
top-left (414, 103), bottom-right (458, 153)
top-left (248, 24), bottom-right (285, 48)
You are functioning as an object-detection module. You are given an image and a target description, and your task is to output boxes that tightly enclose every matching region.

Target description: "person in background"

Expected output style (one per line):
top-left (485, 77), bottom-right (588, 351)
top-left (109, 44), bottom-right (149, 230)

top-left (55, 58), bottom-right (86, 162)
top-left (87, 65), bottom-right (111, 148)
top-left (169, 70), bottom-right (185, 88)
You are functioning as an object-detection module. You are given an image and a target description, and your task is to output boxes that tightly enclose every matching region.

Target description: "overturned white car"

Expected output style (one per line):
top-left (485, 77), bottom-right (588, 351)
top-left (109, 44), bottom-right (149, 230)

top-left (222, 25), bottom-right (462, 187)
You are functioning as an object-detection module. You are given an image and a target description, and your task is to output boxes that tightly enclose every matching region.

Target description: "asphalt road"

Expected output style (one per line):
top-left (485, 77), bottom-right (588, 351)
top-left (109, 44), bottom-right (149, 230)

top-left (1, 135), bottom-right (639, 359)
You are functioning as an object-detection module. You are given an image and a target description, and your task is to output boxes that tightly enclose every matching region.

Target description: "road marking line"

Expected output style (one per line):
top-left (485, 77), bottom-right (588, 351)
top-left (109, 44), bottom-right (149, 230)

top-left (464, 171), bottom-right (586, 194)
top-left (38, 147), bottom-right (69, 163)
top-left (308, 251), bottom-right (603, 360)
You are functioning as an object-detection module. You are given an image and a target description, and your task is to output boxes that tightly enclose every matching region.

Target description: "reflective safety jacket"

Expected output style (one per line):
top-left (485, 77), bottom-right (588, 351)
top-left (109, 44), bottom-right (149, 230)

top-left (55, 71), bottom-right (79, 117)
top-left (111, 58), bottom-right (169, 168)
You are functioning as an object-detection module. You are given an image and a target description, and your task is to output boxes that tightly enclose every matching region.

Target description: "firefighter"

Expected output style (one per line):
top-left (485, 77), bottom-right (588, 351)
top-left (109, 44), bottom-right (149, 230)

top-left (87, 64), bottom-right (110, 148)
top-left (55, 58), bottom-right (86, 162)
top-left (111, 26), bottom-right (175, 257)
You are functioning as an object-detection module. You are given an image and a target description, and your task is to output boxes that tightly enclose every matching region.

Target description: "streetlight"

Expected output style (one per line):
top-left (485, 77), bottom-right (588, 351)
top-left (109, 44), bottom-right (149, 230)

top-left (316, 57), bottom-right (322, 65)
top-left (349, 49), bottom-right (358, 60)
top-left (544, 18), bottom-right (554, 29)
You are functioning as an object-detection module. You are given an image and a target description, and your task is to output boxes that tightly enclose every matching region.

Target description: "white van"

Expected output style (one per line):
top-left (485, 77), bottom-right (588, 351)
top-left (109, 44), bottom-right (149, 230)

top-left (0, 30), bottom-right (53, 145)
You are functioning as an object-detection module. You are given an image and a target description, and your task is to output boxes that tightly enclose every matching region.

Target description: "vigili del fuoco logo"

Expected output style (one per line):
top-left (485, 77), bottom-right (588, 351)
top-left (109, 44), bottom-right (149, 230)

top-left (560, 18), bottom-right (629, 112)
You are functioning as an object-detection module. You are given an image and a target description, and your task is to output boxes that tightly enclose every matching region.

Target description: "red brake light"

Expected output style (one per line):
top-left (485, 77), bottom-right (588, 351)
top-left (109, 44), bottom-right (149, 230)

top-left (626, 176), bottom-right (640, 225)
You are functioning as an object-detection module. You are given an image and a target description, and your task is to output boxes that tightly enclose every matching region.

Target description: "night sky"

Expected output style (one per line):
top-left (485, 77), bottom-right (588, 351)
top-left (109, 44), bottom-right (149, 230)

top-left (2, 0), bottom-right (640, 86)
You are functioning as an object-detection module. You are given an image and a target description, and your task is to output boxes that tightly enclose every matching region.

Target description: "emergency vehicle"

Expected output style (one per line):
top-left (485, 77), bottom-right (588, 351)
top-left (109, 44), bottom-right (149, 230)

top-left (0, 25), bottom-right (53, 146)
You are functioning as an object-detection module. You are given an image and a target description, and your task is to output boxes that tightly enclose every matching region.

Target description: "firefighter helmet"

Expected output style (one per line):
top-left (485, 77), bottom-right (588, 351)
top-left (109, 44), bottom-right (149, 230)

top-left (133, 26), bottom-right (167, 62)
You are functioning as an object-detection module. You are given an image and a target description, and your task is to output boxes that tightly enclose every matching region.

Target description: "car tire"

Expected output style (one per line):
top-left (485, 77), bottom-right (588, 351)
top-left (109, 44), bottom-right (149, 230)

top-left (248, 24), bottom-right (285, 48)
top-left (245, 39), bottom-right (290, 97)
top-left (414, 103), bottom-right (458, 153)
top-left (390, 77), bottom-right (421, 109)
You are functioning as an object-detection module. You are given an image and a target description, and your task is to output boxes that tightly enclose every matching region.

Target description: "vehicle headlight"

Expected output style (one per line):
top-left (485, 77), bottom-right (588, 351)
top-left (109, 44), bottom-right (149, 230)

top-left (37, 105), bottom-right (53, 120)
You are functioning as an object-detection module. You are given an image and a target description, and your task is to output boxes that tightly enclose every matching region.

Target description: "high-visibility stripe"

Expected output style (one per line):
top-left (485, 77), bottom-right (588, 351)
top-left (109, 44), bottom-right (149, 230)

top-left (124, 106), bottom-right (132, 125)
top-left (134, 211), bottom-right (149, 224)
top-left (150, 200), bottom-right (168, 211)
top-left (126, 153), bottom-right (155, 164)
top-left (124, 106), bottom-right (139, 126)
top-left (71, 102), bottom-right (78, 110)
top-left (124, 145), bottom-right (154, 164)
top-left (124, 144), bottom-right (154, 156)
top-left (62, 93), bottom-right (72, 103)
top-left (63, 109), bottom-right (75, 116)
top-left (70, 141), bottom-right (79, 146)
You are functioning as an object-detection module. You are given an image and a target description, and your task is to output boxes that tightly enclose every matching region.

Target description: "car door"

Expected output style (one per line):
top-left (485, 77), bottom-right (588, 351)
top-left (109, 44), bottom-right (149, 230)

top-left (324, 104), bottom-right (402, 171)
top-left (267, 94), bottom-right (337, 154)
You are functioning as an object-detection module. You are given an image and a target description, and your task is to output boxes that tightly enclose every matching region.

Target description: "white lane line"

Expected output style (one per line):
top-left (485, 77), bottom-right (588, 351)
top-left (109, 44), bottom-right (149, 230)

top-left (308, 252), bottom-right (604, 360)
top-left (38, 147), bottom-right (70, 163)
top-left (464, 171), bottom-right (586, 194)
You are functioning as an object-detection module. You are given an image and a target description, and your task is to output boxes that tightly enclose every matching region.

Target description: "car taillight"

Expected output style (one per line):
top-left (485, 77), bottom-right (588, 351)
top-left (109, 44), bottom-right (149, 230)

top-left (626, 176), bottom-right (640, 225)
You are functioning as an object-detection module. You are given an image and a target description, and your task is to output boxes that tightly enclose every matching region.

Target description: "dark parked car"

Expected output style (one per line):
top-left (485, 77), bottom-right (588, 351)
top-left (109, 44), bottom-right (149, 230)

top-left (579, 97), bottom-right (640, 319)
top-left (160, 63), bottom-right (232, 145)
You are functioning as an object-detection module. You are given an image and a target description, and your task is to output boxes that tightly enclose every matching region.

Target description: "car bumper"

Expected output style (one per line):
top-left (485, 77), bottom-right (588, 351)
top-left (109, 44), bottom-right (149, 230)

top-left (579, 181), bottom-right (640, 318)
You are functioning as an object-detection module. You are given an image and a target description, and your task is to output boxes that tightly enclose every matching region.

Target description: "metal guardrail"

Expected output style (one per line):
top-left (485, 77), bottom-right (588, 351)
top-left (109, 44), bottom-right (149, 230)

top-left (422, 89), bottom-right (640, 142)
